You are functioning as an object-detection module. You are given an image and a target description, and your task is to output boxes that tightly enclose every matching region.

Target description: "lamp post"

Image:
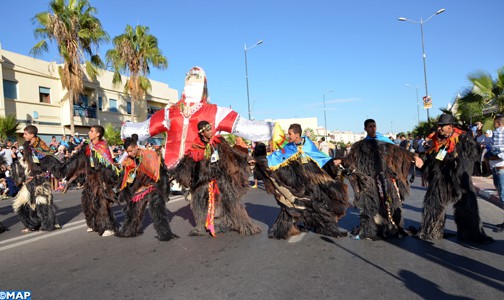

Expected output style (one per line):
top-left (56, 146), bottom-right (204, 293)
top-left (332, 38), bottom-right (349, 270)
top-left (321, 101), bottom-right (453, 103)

top-left (323, 89), bottom-right (334, 139)
top-left (244, 40), bottom-right (263, 120)
top-left (405, 83), bottom-right (420, 124)
top-left (399, 8), bottom-right (445, 120)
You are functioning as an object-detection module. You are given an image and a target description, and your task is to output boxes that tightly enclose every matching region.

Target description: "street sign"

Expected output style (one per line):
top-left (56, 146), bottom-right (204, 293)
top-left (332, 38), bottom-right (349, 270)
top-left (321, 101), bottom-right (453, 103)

top-left (423, 96), bottom-right (432, 109)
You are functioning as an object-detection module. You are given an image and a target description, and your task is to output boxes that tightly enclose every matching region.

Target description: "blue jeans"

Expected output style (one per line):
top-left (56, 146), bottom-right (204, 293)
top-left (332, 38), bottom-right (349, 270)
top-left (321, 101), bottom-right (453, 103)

top-left (492, 167), bottom-right (504, 204)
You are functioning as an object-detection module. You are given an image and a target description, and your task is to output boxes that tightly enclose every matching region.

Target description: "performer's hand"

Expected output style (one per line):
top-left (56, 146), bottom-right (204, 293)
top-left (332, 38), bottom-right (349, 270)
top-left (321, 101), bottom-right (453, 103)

top-left (334, 159), bottom-right (342, 166)
top-left (414, 156), bottom-right (423, 169)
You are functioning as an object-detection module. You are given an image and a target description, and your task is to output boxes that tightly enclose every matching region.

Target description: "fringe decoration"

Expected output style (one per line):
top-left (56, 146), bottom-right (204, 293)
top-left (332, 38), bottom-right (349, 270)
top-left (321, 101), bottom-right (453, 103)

top-left (205, 179), bottom-right (220, 237)
top-left (93, 150), bottom-right (121, 175)
top-left (131, 185), bottom-right (156, 203)
top-left (427, 127), bottom-right (463, 154)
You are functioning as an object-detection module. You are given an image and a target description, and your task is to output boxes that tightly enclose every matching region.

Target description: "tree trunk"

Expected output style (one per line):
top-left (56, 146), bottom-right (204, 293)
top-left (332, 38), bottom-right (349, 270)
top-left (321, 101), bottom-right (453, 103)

top-left (69, 89), bottom-right (75, 135)
top-left (131, 99), bottom-right (135, 122)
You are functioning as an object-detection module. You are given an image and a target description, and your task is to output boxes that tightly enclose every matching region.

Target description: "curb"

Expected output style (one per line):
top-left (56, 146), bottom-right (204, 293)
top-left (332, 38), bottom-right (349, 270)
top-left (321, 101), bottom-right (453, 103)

top-left (473, 185), bottom-right (503, 208)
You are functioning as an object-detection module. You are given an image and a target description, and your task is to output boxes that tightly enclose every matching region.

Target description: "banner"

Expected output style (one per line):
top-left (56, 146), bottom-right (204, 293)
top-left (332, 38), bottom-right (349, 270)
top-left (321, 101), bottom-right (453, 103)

top-left (423, 96), bottom-right (432, 109)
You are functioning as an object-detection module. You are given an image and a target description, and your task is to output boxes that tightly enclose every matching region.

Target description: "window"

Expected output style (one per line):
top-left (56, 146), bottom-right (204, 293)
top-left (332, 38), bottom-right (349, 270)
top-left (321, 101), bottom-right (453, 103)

top-left (78, 94), bottom-right (88, 107)
top-left (3, 80), bottom-right (17, 99)
top-left (109, 99), bottom-right (118, 112)
top-left (39, 87), bottom-right (51, 103)
top-left (147, 106), bottom-right (161, 118)
top-left (98, 96), bottom-right (103, 111)
top-left (126, 102), bottom-right (131, 114)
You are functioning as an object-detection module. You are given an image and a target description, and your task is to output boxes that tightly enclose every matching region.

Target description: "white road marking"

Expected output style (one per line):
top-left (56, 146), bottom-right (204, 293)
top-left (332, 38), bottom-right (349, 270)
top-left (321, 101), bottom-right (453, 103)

top-left (287, 232), bottom-right (307, 243)
top-left (0, 194), bottom-right (187, 251)
top-left (0, 223), bottom-right (89, 252)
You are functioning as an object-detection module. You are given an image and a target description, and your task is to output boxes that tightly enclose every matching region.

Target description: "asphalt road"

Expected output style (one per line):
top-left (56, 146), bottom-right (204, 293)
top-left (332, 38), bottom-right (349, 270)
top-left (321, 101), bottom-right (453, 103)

top-left (1, 178), bottom-right (503, 299)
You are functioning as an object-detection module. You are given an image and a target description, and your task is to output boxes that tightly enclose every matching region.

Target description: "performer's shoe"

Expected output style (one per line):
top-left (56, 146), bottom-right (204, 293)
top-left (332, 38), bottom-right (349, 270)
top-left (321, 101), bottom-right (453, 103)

top-left (251, 185), bottom-right (258, 188)
top-left (21, 228), bottom-right (31, 233)
top-left (102, 230), bottom-right (115, 237)
top-left (86, 227), bottom-right (94, 232)
top-left (55, 224), bottom-right (61, 229)
top-left (494, 222), bottom-right (504, 233)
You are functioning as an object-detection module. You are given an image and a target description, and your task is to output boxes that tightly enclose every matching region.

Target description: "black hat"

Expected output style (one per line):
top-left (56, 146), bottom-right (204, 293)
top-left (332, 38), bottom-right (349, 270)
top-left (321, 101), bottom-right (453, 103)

top-left (437, 113), bottom-right (456, 125)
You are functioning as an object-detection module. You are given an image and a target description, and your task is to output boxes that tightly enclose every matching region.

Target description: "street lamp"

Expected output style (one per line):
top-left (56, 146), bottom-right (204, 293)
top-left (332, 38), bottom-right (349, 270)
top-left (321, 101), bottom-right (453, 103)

top-left (244, 40), bottom-right (263, 120)
top-left (323, 89), bottom-right (334, 139)
top-left (399, 8), bottom-right (446, 120)
top-left (405, 83), bottom-right (420, 124)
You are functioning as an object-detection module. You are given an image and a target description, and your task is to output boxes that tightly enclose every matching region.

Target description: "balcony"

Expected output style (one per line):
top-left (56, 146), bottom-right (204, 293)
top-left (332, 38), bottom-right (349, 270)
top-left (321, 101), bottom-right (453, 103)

top-left (74, 105), bottom-right (97, 118)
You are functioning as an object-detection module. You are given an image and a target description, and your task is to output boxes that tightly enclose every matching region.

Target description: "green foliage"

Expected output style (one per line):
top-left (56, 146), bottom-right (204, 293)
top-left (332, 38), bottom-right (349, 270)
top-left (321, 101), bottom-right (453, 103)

top-left (456, 67), bottom-right (504, 123)
top-left (411, 118), bottom-right (437, 138)
top-left (31, 0), bottom-right (108, 134)
top-left (106, 24), bottom-right (168, 120)
top-left (0, 114), bottom-right (20, 143)
top-left (222, 134), bottom-right (237, 145)
top-left (304, 128), bottom-right (316, 140)
top-left (103, 123), bottom-right (122, 146)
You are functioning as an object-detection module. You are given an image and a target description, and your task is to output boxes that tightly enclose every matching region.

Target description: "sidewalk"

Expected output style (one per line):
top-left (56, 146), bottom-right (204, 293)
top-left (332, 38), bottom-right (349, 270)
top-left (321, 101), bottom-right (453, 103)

top-left (472, 175), bottom-right (503, 208)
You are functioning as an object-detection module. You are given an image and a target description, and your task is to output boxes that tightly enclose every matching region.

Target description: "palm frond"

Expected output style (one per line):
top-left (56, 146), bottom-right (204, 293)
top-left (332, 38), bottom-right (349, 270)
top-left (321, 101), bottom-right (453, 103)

top-left (0, 115), bottom-right (20, 142)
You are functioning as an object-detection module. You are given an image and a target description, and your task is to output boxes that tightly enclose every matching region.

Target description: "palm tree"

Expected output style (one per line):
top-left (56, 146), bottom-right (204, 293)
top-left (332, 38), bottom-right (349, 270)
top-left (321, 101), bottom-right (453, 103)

top-left (106, 24), bottom-right (168, 122)
top-left (456, 67), bottom-right (504, 124)
top-left (103, 123), bottom-right (122, 146)
top-left (31, 0), bottom-right (108, 134)
top-left (0, 114), bottom-right (20, 143)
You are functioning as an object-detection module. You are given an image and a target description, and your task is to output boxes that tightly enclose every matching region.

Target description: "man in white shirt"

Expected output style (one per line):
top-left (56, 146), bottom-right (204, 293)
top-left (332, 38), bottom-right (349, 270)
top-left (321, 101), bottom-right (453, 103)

top-left (489, 115), bottom-right (504, 232)
top-left (0, 144), bottom-right (13, 166)
top-left (318, 137), bottom-right (330, 156)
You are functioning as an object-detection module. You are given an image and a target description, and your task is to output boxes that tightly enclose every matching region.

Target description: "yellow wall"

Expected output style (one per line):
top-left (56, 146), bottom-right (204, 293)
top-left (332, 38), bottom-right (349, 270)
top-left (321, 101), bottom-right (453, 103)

top-left (0, 47), bottom-right (178, 141)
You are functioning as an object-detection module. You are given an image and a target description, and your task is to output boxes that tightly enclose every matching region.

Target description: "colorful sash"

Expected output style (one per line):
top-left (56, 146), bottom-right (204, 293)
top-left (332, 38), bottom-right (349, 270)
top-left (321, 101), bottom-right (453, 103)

top-left (267, 137), bottom-right (332, 171)
top-left (31, 137), bottom-right (52, 160)
top-left (205, 179), bottom-right (220, 237)
top-left (365, 132), bottom-right (394, 144)
top-left (86, 139), bottom-right (120, 174)
top-left (186, 135), bottom-right (222, 162)
top-left (426, 127), bottom-right (463, 154)
top-left (121, 149), bottom-right (161, 190)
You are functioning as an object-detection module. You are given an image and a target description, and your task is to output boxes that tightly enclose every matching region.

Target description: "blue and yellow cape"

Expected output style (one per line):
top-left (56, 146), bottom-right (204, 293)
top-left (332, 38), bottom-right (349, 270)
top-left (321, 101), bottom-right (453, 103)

top-left (267, 137), bottom-right (332, 171)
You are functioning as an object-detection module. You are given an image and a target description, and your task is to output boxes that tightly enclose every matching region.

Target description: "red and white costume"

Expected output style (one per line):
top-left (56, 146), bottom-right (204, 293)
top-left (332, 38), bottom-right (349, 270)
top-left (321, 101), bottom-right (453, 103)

top-left (122, 66), bottom-right (274, 169)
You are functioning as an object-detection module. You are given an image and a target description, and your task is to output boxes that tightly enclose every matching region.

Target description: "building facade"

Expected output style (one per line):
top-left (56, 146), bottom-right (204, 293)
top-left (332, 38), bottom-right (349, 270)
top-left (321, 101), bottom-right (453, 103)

top-left (0, 46), bottom-right (178, 144)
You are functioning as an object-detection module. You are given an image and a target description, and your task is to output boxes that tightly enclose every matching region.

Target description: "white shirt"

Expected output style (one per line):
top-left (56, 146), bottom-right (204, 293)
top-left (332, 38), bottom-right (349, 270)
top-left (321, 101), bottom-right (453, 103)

top-left (0, 148), bottom-right (13, 166)
top-left (319, 141), bottom-right (330, 155)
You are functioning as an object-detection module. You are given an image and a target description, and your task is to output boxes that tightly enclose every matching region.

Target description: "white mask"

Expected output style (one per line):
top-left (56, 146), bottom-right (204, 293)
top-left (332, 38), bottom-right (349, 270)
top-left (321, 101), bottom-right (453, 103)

top-left (183, 82), bottom-right (204, 104)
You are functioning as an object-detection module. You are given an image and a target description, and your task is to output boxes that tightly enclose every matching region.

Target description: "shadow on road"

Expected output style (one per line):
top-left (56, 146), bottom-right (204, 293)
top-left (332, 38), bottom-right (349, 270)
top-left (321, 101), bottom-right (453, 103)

top-left (399, 270), bottom-right (472, 299)
top-left (245, 203), bottom-right (279, 227)
top-left (169, 203), bottom-right (195, 226)
top-left (321, 235), bottom-right (504, 295)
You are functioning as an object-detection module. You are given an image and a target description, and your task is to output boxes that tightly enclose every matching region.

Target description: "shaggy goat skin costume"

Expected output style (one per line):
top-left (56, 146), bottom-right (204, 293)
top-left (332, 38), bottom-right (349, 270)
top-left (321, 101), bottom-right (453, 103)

top-left (117, 148), bottom-right (177, 241)
top-left (343, 139), bottom-right (415, 240)
top-left (254, 137), bottom-right (349, 239)
top-left (418, 128), bottom-right (493, 243)
top-left (44, 140), bottom-right (118, 235)
top-left (11, 139), bottom-right (60, 232)
top-left (174, 136), bottom-right (261, 236)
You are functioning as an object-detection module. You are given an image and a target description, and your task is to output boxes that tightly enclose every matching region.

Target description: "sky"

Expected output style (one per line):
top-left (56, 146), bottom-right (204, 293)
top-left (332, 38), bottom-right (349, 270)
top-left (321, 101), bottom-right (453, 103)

top-left (1, 0), bottom-right (503, 133)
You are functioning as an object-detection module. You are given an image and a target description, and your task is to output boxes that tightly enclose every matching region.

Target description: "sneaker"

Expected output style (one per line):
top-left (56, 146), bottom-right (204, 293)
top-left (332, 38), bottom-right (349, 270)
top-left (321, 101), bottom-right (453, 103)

top-left (86, 227), bottom-right (94, 232)
top-left (251, 185), bottom-right (258, 188)
top-left (102, 229), bottom-right (115, 237)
